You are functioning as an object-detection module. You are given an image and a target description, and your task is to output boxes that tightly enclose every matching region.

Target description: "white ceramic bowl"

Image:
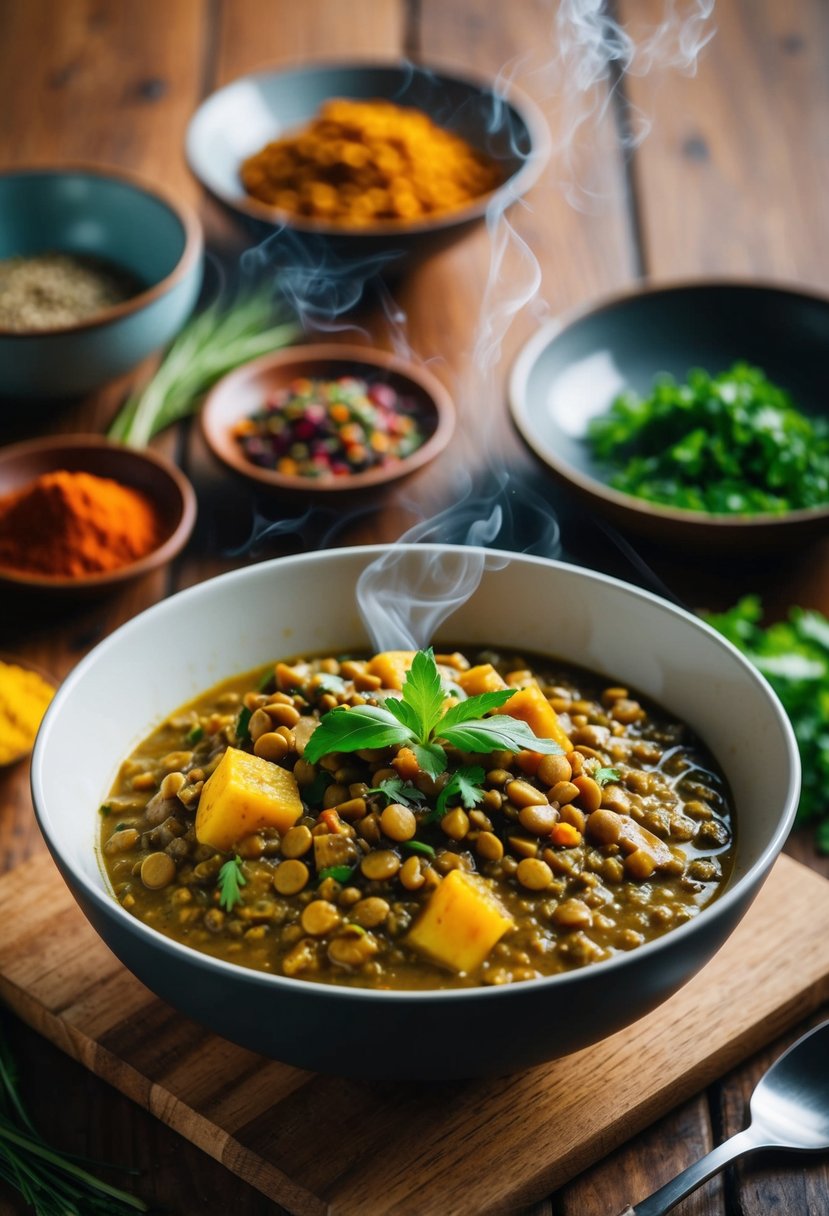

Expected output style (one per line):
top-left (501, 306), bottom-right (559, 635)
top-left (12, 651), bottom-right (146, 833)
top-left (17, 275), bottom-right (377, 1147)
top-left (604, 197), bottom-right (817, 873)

top-left (32, 546), bottom-right (799, 1078)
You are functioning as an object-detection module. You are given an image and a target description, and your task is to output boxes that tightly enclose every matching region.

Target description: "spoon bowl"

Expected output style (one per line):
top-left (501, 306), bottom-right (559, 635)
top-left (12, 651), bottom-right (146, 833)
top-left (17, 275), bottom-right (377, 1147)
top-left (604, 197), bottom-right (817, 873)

top-left (623, 1019), bottom-right (829, 1215)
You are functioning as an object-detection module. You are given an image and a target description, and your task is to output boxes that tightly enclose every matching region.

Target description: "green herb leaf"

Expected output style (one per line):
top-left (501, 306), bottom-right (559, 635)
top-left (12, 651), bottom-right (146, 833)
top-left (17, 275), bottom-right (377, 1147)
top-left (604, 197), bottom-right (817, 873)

top-left (432, 765), bottom-right (487, 821)
top-left (439, 715), bottom-right (564, 756)
top-left (303, 770), bottom-right (332, 809)
top-left (402, 840), bottom-right (436, 857)
top-left (594, 766), bottom-right (622, 786)
top-left (438, 688), bottom-right (514, 731)
top-left (400, 647), bottom-right (446, 742)
top-left (185, 724), bottom-right (204, 746)
top-left (411, 741), bottom-right (447, 779)
top-left (382, 694), bottom-right (423, 734)
top-left (366, 778), bottom-right (427, 808)
top-left (303, 704), bottom-right (412, 762)
top-left (235, 705), bottom-right (252, 743)
top-left (218, 856), bottom-right (247, 911)
top-left (318, 864), bottom-right (357, 884)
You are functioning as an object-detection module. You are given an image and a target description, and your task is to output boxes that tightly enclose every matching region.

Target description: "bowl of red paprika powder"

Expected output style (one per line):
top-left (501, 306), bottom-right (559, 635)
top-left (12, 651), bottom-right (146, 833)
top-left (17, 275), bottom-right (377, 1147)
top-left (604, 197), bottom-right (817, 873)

top-left (0, 435), bottom-right (197, 593)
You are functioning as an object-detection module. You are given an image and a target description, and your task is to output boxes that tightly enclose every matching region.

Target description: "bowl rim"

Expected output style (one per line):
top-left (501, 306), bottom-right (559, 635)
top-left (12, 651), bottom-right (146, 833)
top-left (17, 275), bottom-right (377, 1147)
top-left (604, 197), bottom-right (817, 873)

top-left (185, 56), bottom-right (552, 237)
top-left (200, 342), bottom-right (456, 491)
top-left (509, 275), bottom-right (829, 533)
top-left (0, 433), bottom-right (198, 589)
top-left (31, 543), bottom-right (801, 1003)
top-left (0, 163), bottom-right (204, 339)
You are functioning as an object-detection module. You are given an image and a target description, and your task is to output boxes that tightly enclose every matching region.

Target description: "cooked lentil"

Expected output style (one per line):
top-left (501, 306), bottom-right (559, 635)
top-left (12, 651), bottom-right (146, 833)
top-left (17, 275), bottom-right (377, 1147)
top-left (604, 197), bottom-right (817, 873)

top-left (101, 648), bottom-right (735, 990)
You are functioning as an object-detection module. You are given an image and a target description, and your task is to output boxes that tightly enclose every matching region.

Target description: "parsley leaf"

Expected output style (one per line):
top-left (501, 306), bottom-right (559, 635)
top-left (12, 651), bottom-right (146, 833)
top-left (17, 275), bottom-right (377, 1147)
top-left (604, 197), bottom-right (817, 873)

top-left (430, 765), bottom-right (487, 821)
top-left (366, 778), bottom-right (427, 808)
top-left (318, 864), bottom-right (357, 884)
top-left (439, 714), bottom-right (563, 756)
top-left (235, 705), bottom-right (252, 743)
top-left (304, 703), bottom-right (413, 763)
top-left (303, 650), bottom-right (563, 770)
top-left (403, 840), bottom-right (436, 857)
top-left (594, 766), bottom-right (622, 786)
top-left (218, 856), bottom-right (247, 911)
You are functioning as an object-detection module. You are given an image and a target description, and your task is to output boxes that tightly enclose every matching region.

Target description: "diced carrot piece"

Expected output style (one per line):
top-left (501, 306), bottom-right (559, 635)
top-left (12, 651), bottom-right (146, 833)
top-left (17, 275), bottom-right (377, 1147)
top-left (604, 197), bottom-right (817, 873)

top-left (392, 746), bottom-right (420, 781)
top-left (550, 822), bottom-right (582, 847)
top-left (457, 664), bottom-right (508, 696)
top-left (366, 651), bottom-right (417, 690)
top-left (502, 686), bottom-right (573, 752)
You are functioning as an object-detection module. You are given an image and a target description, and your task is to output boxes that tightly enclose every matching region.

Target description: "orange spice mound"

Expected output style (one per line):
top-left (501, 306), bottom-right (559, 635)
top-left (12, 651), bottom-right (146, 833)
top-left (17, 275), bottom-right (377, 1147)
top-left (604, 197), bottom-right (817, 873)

top-left (240, 98), bottom-right (503, 227)
top-left (0, 469), bottom-right (163, 578)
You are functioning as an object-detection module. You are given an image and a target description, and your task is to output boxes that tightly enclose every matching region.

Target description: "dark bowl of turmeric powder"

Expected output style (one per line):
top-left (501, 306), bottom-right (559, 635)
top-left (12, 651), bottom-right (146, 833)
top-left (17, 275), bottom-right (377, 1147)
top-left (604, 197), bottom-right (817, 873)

top-left (0, 435), bottom-right (197, 593)
top-left (185, 61), bottom-right (550, 269)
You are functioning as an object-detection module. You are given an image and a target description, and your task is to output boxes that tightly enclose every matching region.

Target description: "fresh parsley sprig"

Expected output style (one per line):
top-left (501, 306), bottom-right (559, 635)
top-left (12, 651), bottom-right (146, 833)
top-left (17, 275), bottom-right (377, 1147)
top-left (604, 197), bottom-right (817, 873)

top-left (217, 856), bottom-right (247, 911)
top-left (366, 777), bottom-right (427, 808)
top-left (594, 766), bottom-right (622, 787)
top-left (428, 765), bottom-right (487, 822)
top-left (304, 649), bottom-right (564, 777)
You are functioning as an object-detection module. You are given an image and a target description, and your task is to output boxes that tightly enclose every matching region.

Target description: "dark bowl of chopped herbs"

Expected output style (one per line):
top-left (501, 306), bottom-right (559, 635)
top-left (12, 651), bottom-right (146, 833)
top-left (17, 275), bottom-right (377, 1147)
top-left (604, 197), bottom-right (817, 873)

top-left (510, 281), bottom-right (829, 552)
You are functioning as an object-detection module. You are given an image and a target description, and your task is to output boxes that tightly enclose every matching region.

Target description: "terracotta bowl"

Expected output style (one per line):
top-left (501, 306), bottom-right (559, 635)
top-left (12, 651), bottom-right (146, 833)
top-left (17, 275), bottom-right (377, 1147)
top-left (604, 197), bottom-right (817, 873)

top-left (185, 60), bottom-right (550, 271)
top-left (510, 280), bottom-right (829, 553)
top-left (200, 344), bottom-right (455, 493)
top-left (0, 435), bottom-right (197, 593)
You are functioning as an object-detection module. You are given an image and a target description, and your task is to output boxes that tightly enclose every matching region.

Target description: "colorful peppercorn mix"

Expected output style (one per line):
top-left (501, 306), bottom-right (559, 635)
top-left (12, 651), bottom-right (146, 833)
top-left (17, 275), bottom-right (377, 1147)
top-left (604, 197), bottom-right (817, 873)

top-left (232, 376), bottom-right (428, 478)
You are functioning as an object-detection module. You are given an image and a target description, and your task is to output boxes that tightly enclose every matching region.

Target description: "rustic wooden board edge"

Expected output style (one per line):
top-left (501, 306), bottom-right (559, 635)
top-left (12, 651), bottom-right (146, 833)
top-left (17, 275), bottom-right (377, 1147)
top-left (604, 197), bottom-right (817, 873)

top-left (0, 966), bottom-right (324, 1216)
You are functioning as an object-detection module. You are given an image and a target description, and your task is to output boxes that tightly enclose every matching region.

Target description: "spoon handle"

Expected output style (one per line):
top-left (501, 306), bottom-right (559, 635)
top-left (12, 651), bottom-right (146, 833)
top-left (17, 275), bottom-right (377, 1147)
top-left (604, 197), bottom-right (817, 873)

top-left (618, 1125), bottom-right (767, 1216)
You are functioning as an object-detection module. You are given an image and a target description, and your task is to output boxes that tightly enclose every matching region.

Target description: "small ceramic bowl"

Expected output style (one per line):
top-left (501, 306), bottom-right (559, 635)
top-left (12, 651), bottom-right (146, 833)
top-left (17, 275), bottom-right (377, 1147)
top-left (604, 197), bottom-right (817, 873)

top-left (0, 166), bottom-right (203, 398)
top-left (0, 435), bottom-right (197, 593)
top-left (185, 60), bottom-right (549, 269)
top-left (200, 344), bottom-right (455, 493)
top-left (510, 281), bottom-right (829, 552)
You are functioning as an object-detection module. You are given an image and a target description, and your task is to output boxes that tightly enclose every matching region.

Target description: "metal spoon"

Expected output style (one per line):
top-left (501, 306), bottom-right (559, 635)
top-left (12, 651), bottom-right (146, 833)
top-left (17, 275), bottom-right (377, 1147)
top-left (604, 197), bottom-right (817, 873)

top-left (618, 1019), bottom-right (829, 1216)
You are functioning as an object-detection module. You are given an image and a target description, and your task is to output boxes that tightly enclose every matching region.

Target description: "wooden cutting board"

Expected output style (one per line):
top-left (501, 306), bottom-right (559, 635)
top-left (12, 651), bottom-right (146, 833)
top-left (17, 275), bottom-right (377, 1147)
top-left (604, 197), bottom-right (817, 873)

top-left (1, 851), bottom-right (828, 1216)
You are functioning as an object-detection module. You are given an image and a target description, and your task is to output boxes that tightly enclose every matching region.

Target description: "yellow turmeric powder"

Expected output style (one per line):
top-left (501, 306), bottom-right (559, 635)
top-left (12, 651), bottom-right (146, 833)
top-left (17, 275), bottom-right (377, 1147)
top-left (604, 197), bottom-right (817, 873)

top-left (240, 98), bottom-right (503, 226)
top-left (0, 660), bottom-right (55, 765)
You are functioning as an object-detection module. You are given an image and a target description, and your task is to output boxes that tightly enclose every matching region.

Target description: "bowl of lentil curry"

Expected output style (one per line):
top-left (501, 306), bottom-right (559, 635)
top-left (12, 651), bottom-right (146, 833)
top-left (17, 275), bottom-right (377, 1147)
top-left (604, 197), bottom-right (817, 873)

top-left (185, 61), bottom-right (549, 265)
top-left (0, 435), bottom-right (197, 593)
top-left (32, 546), bottom-right (798, 1078)
top-left (200, 344), bottom-right (455, 492)
top-left (0, 166), bottom-right (202, 398)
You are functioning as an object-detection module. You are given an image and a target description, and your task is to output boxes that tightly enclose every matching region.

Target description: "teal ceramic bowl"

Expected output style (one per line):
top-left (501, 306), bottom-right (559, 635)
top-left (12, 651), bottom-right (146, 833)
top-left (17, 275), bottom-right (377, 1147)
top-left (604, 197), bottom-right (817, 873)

top-left (0, 166), bottom-right (203, 398)
top-left (186, 60), bottom-right (549, 272)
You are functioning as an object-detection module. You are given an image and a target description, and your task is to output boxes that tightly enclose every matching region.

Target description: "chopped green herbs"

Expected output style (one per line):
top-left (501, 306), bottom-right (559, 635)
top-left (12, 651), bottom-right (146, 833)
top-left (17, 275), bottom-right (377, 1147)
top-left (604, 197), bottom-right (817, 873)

top-left (366, 778), bottom-right (427, 808)
top-left (706, 596), bottom-right (829, 851)
top-left (318, 864), bottom-right (358, 884)
top-left (431, 766), bottom-right (487, 822)
top-left (303, 648), bottom-right (564, 775)
top-left (185, 724), bottom-right (204, 746)
top-left (587, 363), bottom-right (829, 515)
top-left (234, 705), bottom-right (252, 743)
top-left (594, 766), bottom-right (621, 787)
top-left (217, 856), bottom-right (247, 911)
top-left (402, 840), bottom-right (436, 857)
top-left (98, 803), bottom-right (112, 816)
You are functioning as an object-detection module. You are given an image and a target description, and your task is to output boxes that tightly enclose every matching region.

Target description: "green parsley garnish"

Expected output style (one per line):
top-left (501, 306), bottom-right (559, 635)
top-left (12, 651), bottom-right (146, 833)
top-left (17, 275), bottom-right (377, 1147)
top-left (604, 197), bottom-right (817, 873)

top-left (304, 648), bottom-right (564, 778)
top-left (217, 856), bottom-right (247, 911)
top-left (428, 765), bottom-right (487, 822)
top-left (594, 766), bottom-right (622, 787)
top-left (706, 596), bottom-right (829, 852)
top-left (318, 864), bottom-right (357, 884)
top-left (234, 705), bottom-right (252, 743)
top-left (366, 777), bottom-right (427, 808)
top-left (587, 362), bottom-right (829, 515)
top-left (402, 840), bottom-right (436, 858)
top-left (185, 724), bottom-right (204, 746)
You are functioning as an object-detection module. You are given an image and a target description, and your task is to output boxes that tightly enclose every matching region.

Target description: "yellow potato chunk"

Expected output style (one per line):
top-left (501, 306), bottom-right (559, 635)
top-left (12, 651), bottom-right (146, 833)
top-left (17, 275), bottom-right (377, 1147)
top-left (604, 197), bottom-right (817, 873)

top-left (406, 870), bottom-right (514, 973)
top-left (366, 650), bottom-right (417, 690)
top-left (502, 685), bottom-right (573, 753)
top-left (457, 663), bottom-right (508, 696)
top-left (195, 747), bottom-right (302, 852)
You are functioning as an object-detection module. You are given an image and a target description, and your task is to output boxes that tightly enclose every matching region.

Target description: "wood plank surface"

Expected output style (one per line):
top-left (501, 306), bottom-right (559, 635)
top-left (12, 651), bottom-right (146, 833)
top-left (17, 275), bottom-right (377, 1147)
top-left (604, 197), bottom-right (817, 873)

top-left (0, 851), bottom-right (826, 1216)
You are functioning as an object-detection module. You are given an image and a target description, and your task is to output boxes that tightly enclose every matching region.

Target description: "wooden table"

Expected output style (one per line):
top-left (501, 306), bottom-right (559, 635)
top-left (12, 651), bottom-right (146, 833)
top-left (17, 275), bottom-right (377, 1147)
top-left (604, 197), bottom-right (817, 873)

top-left (2, 1), bottom-right (829, 1212)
